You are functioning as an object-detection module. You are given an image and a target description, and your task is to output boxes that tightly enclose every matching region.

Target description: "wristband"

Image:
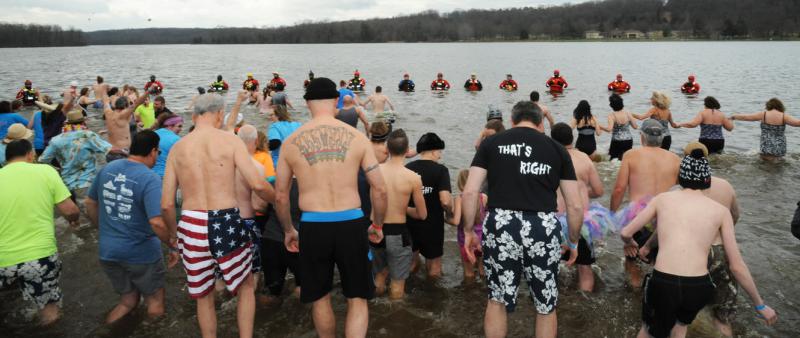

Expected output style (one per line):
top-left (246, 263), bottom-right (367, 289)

top-left (755, 304), bottom-right (767, 311)
top-left (371, 223), bottom-right (382, 231)
top-left (567, 241), bottom-right (578, 250)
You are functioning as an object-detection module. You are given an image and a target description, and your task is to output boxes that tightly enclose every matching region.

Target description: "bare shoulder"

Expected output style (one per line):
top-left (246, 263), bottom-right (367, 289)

top-left (711, 177), bottom-right (735, 193)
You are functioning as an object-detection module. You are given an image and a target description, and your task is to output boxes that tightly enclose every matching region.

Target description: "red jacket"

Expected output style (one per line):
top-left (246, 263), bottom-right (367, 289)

top-left (546, 77), bottom-right (568, 92)
top-left (500, 80), bottom-right (518, 91)
top-left (144, 81), bottom-right (164, 94)
top-left (269, 78), bottom-right (287, 89)
top-left (431, 79), bottom-right (451, 90)
top-left (243, 79), bottom-right (260, 91)
top-left (681, 81), bottom-right (700, 94)
top-left (608, 80), bottom-right (631, 93)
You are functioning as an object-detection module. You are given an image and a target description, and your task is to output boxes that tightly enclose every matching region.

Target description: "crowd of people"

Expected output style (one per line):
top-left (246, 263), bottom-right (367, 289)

top-left (0, 71), bottom-right (794, 338)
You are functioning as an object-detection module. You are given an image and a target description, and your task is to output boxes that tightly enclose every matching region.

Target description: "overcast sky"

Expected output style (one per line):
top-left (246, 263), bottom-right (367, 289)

top-left (1, 0), bottom-right (586, 31)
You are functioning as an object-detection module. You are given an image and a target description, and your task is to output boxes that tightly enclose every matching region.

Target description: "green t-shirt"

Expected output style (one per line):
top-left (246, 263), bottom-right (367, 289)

top-left (135, 102), bottom-right (156, 129)
top-left (0, 162), bottom-right (71, 267)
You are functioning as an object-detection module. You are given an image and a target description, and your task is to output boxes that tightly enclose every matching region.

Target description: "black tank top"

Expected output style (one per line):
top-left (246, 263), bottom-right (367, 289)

top-left (336, 107), bottom-right (358, 128)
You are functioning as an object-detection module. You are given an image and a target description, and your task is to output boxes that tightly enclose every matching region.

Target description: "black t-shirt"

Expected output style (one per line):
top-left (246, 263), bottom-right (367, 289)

top-left (406, 160), bottom-right (451, 227)
top-left (471, 127), bottom-right (576, 212)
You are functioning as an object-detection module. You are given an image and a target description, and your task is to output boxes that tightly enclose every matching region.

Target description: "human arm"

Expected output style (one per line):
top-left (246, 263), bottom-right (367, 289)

top-left (730, 111), bottom-right (765, 122)
top-left (387, 98), bottom-right (395, 111)
top-left (445, 195), bottom-right (461, 225)
top-left (407, 176), bottom-right (428, 220)
top-left (357, 108), bottom-right (370, 136)
top-left (274, 147), bottom-right (299, 252)
top-left (610, 157), bottom-right (630, 211)
top-left (784, 114), bottom-right (800, 127)
top-left (601, 115), bottom-right (614, 133)
top-left (631, 108), bottom-right (652, 120)
top-left (85, 197), bottom-right (99, 227)
top-left (593, 117), bottom-right (602, 136)
top-left (667, 111), bottom-right (681, 129)
top-left (544, 109), bottom-right (555, 129)
top-left (628, 113), bottom-right (638, 129)
top-left (363, 146), bottom-right (388, 243)
top-left (680, 111), bottom-right (703, 128)
top-left (722, 113), bottom-right (735, 131)
top-left (559, 179), bottom-right (583, 266)
top-left (720, 213), bottom-right (777, 324)
top-left (56, 198), bottom-right (80, 226)
top-left (225, 90), bottom-right (248, 132)
top-left (286, 98), bottom-right (294, 110)
top-left (730, 191), bottom-right (740, 224)
top-left (461, 166), bottom-right (486, 264)
top-left (587, 165), bottom-right (604, 198)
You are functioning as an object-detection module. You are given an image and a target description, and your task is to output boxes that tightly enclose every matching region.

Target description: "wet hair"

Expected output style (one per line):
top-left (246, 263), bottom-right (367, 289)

top-left (5, 139), bottom-right (32, 162)
top-left (197, 87), bottom-right (206, 94)
top-left (339, 80), bottom-right (347, 87)
top-left (114, 97), bottom-right (129, 110)
top-left (274, 105), bottom-right (292, 121)
top-left (457, 169), bottom-right (469, 192)
top-left (370, 121), bottom-right (390, 143)
top-left (193, 94), bottom-right (225, 115)
top-left (386, 129), bottom-right (409, 156)
top-left (609, 94), bottom-right (624, 111)
top-left (108, 87), bottom-right (119, 96)
top-left (550, 122), bottom-right (573, 146)
top-left (766, 98), bottom-right (785, 112)
top-left (704, 96), bottom-right (720, 110)
top-left (11, 100), bottom-right (23, 111)
top-left (375, 86), bottom-right (382, 93)
top-left (154, 96), bottom-right (166, 104)
top-left (573, 100), bottom-right (592, 124)
top-left (651, 91), bottom-right (671, 110)
top-left (256, 131), bottom-right (268, 152)
top-left (130, 130), bottom-right (160, 157)
top-left (80, 87), bottom-right (89, 96)
top-left (529, 91), bottom-right (540, 102)
top-left (275, 83), bottom-right (285, 91)
top-left (485, 119), bottom-right (505, 133)
top-left (0, 101), bottom-right (10, 114)
top-left (217, 75), bottom-right (223, 81)
top-left (97, 76), bottom-right (104, 84)
top-left (511, 101), bottom-right (543, 125)
top-left (41, 95), bottom-right (53, 105)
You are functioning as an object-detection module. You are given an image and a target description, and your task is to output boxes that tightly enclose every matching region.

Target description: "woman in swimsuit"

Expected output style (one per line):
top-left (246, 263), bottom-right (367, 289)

top-left (602, 94), bottom-right (638, 160)
top-left (633, 91), bottom-right (680, 150)
top-left (77, 87), bottom-right (96, 117)
top-left (679, 96), bottom-right (734, 154)
top-left (570, 100), bottom-right (602, 161)
top-left (731, 98), bottom-right (800, 161)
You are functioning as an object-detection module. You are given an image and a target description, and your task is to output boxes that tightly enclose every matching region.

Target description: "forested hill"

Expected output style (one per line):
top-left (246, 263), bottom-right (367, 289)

top-left (85, 0), bottom-right (800, 44)
top-left (0, 23), bottom-right (86, 47)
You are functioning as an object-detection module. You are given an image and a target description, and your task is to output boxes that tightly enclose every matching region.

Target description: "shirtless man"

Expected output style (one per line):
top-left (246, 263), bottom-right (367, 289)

top-left (621, 148), bottom-right (776, 338)
top-left (92, 76), bottom-right (110, 109)
top-left (551, 123), bottom-right (604, 292)
top-left (276, 78), bottom-right (387, 338)
top-left (363, 86), bottom-right (395, 113)
top-left (235, 124), bottom-right (268, 281)
top-left (640, 142), bottom-right (741, 337)
top-left (610, 118), bottom-right (681, 288)
top-left (160, 93), bottom-right (274, 338)
top-left (101, 86), bottom-right (148, 162)
top-left (372, 129), bottom-right (426, 300)
top-left (530, 91), bottom-right (555, 129)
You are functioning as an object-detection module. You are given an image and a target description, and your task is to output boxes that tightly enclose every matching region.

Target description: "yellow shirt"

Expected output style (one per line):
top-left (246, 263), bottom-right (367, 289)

top-left (135, 102), bottom-right (156, 129)
top-left (0, 162), bottom-right (71, 267)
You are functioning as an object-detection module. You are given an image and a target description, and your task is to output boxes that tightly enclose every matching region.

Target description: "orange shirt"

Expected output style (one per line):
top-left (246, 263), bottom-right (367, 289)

top-left (253, 150), bottom-right (276, 182)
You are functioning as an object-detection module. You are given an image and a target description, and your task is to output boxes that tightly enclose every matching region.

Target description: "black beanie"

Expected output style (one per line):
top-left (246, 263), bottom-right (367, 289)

top-left (416, 133), bottom-right (445, 153)
top-left (303, 77), bottom-right (340, 100)
top-left (678, 149), bottom-right (712, 190)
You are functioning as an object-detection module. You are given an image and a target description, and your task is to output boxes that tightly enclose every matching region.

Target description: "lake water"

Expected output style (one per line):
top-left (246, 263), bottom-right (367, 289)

top-left (1, 42), bottom-right (799, 337)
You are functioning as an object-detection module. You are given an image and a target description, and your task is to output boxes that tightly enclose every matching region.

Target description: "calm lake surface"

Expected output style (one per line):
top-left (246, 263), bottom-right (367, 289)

top-left (1, 42), bottom-right (799, 337)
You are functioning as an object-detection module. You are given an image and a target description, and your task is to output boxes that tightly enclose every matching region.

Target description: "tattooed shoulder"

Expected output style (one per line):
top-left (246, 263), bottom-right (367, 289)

top-left (291, 125), bottom-right (356, 165)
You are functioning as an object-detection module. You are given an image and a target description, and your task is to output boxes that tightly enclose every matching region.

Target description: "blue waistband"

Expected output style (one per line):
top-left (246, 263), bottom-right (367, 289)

top-left (301, 209), bottom-right (364, 222)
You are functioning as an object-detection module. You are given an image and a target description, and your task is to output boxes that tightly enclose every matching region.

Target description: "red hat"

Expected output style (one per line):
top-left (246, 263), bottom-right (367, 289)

top-left (354, 70), bottom-right (360, 76)
top-left (554, 69), bottom-right (560, 75)
top-left (688, 75), bottom-right (695, 81)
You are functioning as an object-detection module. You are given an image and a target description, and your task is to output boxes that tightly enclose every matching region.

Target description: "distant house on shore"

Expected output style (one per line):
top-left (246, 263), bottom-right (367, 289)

top-left (646, 30), bottom-right (664, 39)
top-left (624, 30), bottom-right (644, 39)
top-left (671, 30), bottom-right (693, 39)
top-left (585, 30), bottom-right (603, 39)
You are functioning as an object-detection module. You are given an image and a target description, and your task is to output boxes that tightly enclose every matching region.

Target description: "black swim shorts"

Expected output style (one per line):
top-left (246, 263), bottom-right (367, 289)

top-left (560, 236), bottom-right (595, 266)
top-left (642, 270), bottom-right (714, 338)
top-left (298, 209), bottom-right (374, 303)
top-left (408, 220), bottom-right (444, 259)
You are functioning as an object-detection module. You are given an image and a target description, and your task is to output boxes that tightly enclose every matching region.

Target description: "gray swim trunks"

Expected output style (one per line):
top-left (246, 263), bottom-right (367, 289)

top-left (371, 223), bottom-right (412, 280)
top-left (100, 258), bottom-right (166, 296)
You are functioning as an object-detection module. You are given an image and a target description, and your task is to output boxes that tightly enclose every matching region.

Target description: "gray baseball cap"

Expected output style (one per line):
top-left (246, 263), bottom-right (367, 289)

top-left (640, 119), bottom-right (665, 136)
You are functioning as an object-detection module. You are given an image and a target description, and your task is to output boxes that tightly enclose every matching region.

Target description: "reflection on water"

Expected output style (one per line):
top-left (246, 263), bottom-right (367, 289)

top-left (1, 42), bottom-right (800, 337)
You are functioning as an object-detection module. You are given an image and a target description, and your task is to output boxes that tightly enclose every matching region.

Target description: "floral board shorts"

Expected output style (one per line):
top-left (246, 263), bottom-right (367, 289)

top-left (0, 253), bottom-right (62, 309)
top-left (482, 209), bottom-right (562, 314)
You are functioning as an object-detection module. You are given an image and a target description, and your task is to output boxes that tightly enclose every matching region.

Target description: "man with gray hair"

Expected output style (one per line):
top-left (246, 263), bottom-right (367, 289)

top-left (100, 85), bottom-right (148, 162)
top-left (236, 124), bottom-right (268, 277)
top-left (462, 100), bottom-right (584, 338)
top-left (161, 91), bottom-right (274, 338)
top-left (610, 118), bottom-right (680, 288)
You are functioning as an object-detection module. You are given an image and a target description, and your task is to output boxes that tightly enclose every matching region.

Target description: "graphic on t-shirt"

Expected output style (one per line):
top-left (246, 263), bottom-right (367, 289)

top-left (498, 142), bottom-right (552, 175)
top-left (103, 173), bottom-right (138, 222)
top-left (422, 186), bottom-right (433, 194)
top-left (120, 184), bottom-right (133, 197)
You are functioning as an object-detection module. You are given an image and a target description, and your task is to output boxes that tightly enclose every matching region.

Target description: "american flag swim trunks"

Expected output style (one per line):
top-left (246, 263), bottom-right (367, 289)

top-left (177, 207), bottom-right (253, 298)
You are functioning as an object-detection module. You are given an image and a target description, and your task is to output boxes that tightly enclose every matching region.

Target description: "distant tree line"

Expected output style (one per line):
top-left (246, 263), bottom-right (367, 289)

top-left (0, 23), bottom-right (86, 47)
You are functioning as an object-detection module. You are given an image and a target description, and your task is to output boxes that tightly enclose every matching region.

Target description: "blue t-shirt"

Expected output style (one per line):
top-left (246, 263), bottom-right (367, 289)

top-left (153, 128), bottom-right (181, 177)
top-left (0, 113), bottom-right (29, 139)
top-left (337, 88), bottom-right (355, 109)
top-left (89, 160), bottom-right (163, 264)
top-left (32, 112), bottom-right (44, 150)
top-left (268, 120), bottom-right (302, 168)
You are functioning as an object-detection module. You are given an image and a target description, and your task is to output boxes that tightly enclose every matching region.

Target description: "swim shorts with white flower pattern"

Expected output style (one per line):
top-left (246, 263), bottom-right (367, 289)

top-left (0, 253), bottom-right (62, 309)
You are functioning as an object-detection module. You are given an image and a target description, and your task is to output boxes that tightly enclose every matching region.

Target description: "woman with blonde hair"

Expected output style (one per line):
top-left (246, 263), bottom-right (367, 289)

top-left (633, 91), bottom-right (680, 150)
top-left (445, 169), bottom-right (487, 282)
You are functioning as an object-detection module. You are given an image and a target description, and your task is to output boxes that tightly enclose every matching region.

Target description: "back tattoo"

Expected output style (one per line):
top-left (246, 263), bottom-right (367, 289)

top-left (292, 125), bottom-right (356, 165)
